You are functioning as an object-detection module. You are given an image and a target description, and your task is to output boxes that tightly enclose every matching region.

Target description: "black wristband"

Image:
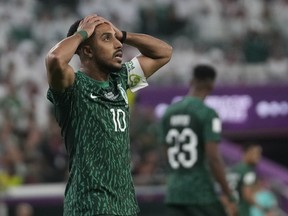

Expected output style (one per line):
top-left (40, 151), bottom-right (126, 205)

top-left (120, 31), bottom-right (127, 44)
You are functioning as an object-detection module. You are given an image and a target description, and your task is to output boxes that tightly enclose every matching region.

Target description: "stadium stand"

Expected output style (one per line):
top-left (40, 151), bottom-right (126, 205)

top-left (0, 0), bottom-right (288, 215)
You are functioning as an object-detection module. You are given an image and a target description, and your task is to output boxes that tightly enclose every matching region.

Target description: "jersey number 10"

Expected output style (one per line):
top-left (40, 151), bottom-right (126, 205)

top-left (166, 128), bottom-right (198, 169)
top-left (110, 108), bottom-right (127, 132)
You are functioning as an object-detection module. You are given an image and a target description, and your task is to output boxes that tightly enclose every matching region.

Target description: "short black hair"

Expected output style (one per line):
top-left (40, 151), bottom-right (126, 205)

top-left (192, 64), bottom-right (217, 81)
top-left (242, 143), bottom-right (261, 153)
top-left (67, 19), bottom-right (82, 37)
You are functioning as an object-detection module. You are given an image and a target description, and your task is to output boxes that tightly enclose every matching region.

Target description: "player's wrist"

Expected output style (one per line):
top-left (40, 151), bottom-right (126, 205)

top-left (120, 31), bottom-right (127, 44)
top-left (75, 30), bottom-right (88, 42)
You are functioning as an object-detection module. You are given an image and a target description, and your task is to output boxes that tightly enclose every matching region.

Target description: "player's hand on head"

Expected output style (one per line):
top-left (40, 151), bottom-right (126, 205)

top-left (77, 14), bottom-right (105, 38)
top-left (99, 18), bottom-right (122, 42)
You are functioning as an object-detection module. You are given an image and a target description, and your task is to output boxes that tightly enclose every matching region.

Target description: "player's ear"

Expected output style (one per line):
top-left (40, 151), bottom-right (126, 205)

top-left (82, 45), bottom-right (93, 58)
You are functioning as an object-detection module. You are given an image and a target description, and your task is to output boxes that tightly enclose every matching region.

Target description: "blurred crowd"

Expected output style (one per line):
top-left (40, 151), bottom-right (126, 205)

top-left (1, 0), bottom-right (288, 191)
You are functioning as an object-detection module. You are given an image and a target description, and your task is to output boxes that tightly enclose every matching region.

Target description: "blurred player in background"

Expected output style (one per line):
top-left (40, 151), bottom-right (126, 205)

top-left (227, 143), bottom-right (263, 216)
top-left (45, 14), bottom-right (172, 216)
top-left (15, 202), bottom-right (34, 216)
top-left (250, 178), bottom-right (280, 216)
top-left (160, 64), bottom-right (237, 216)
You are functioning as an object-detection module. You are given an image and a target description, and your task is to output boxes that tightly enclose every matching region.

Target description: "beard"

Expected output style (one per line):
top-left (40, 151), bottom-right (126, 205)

top-left (97, 58), bottom-right (122, 74)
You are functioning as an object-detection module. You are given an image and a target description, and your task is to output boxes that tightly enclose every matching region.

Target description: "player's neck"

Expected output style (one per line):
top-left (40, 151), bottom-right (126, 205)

top-left (80, 65), bottom-right (109, 81)
top-left (188, 89), bottom-right (207, 101)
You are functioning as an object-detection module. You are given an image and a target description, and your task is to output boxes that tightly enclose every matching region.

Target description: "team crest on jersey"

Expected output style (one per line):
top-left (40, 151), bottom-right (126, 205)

top-left (118, 84), bottom-right (128, 104)
top-left (129, 74), bottom-right (141, 88)
top-left (104, 92), bottom-right (119, 100)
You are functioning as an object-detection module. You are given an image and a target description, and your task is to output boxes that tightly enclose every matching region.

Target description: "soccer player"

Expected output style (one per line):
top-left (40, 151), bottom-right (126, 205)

top-left (15, 202), bottom-right (34, 216)
top-left (160, 64), bottom-right (237, 216)
top-left (227, 143), bottom-right (263, 216)
top-left (45, 14), bottom-right (172, 216)
top-left (250, 179), bottom-right (279, 216)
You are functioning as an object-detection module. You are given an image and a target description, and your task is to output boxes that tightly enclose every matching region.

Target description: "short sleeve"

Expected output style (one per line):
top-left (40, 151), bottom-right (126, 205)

top-left (47, 84), bottom-right (76, 107)
top-left (243, 171), bottom-right (257, 186)
top-left (124, 57), bottom-right (148, 92)
top-left (46, 75), bottom-right (78, 123)
top-left (46, 71), bottom-right (80, 107)
top-left (204, 110), bottom-right (222, 143)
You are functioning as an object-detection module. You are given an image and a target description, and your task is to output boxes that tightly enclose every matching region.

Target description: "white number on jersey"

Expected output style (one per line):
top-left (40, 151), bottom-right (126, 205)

top-left (166, 128), bottom-right (198, 169)
top-left (110, 108), bottom-right (127, 132)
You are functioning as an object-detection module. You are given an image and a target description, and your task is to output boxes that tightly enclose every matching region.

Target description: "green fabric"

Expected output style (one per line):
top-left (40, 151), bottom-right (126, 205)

top-left (228, 163), bottom-right (257, 216)
top-left (160, 96), bottom-right (222, 204)
top-left (47, 68), bottom-right (139, 215)
top-left (166, 202), bottom-right (227, 216)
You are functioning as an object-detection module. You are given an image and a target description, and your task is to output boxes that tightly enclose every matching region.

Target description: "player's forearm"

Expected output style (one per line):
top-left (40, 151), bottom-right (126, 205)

top-left (209, 157), bottom-right (233, 198)
top-left (125, 32), bottom-right (172, 62)
top-left (243, 187), bottom-right (257, 205)
top-left (46, 34), bottom-right (82, 71)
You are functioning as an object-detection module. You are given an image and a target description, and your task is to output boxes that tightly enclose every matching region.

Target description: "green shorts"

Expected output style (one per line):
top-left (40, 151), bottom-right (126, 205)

top-left (166, 202), bottom-right (228, 216)
top-left (97, 215), bottom-right (137, 216)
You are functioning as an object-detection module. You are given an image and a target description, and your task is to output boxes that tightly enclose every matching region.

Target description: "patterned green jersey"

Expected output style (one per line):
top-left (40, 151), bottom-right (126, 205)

top-left (227, 163), bottom-right (257, 216)
top-left (161, 96), bottom-right (222, 204)
top-left (47, 58), bottom-right (148, 216)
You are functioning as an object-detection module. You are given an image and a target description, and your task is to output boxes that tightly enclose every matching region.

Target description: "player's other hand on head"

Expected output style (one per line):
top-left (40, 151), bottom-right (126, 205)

top-left (77, 14), bottom-right (105, 38)
top-left (99, 18), bottom-right (122, 41)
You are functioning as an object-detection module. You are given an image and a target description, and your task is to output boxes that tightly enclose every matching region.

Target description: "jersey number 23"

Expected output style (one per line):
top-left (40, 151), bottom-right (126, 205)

top-left (166, 128), bottom-right (198, 169)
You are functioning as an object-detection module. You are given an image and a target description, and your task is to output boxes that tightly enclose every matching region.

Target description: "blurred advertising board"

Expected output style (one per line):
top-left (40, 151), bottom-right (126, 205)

top-left (137, 85), bottom-right (288, 136)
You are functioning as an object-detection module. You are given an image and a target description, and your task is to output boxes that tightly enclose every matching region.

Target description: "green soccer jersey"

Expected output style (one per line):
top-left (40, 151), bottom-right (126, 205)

top-left (47, 58), bottom-right (148, 216)
top-left (161, 96), bottom-right (222, 204)
top-left (227, 163), bottom-right (257, 216)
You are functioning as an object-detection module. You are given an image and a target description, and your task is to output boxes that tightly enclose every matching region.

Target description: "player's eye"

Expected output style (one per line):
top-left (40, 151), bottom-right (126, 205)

top-left (103, 35), bottom-right (111, 41)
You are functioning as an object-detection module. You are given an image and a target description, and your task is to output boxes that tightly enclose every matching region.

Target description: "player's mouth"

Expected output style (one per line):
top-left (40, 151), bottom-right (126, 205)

top-left (114, 50), bottom-right (123, 61)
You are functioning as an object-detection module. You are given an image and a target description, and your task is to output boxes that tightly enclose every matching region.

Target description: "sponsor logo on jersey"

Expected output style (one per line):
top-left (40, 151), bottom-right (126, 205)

top-left (90, 93), bottom-right (98, 99)
top-left (104, 92), bottom-right (119, 100)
